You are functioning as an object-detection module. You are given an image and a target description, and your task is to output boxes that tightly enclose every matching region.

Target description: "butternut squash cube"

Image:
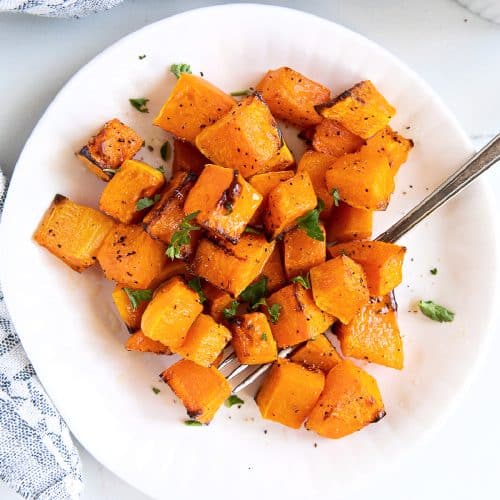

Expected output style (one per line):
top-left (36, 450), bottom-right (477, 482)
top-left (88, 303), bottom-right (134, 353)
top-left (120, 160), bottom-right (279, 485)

top-left (195, 94), bottom-right (294, 178)
top-left (326, 202), bottom-right (373, 243)
top-left (259, 245), bottom-right (286, 293)
top-left (202, 283), bottom-right (234, 322)
top-left (183, 164), bottom-right (262, 243)
top-left (255, 67), bottom-right (331, 128)
top-left (162, 359), bottom-right (231, 423)
top-left (172, 139), bottom-right (209, 176)
top-left (266, 283), bottom-right (334, 348)
top-left (150, 260), bottom-right (189, 289)
top-left (97, 224), bottom-right (168, 289)
top-left (175, 314), bottom-right (231, 367)
top-left (112, 284), bottom-right (150, 332)
top-left (141, 276), bottom-right (203, 349)
top-left (290, 334), bottom-right (341, 373)
top-left (34, 195), bottom-right (114, 272)
top-left (312, 119), bottom-right (364, 158)
top-left (256, 359), bottom-right (325, 429)
top-left (125, 330), bottom-right (171, 355)
top-left (306, 360), bottom-right (385, 439)
top-left (263, 172), bottom-right (317, 238)
top-left (325, 151), bottom-right (394, 210)
top-left (77, 118), bottom-right (143, 181)
top-left (310, 255), bottom-right (369, 324)
top-left (337, 295), bottom-right (403, 369)
top-left (317, 80), bottom-right (395, 139)
top-left (231, 312), bottom-right (278, 365)
top-left (328, 241), bottom-right (406, 296)
top-left (153, 73), bottom-right (235, 143)
top-left (99, 159), bottom-right (165, 224)
top-left (283, 225), bottom-right (326, 279)
top-left (192, 234), bottom-right (275, 297)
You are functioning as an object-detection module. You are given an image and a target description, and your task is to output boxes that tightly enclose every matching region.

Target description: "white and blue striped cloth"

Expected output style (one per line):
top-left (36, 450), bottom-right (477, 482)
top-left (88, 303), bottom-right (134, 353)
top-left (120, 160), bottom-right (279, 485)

top-left (0, 0), bottom-right (123, 17)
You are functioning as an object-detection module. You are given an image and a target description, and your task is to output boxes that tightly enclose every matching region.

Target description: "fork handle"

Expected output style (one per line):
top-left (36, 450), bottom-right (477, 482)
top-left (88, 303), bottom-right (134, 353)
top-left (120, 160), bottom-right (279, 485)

top-left (376, 134), bottom-right (500, 244)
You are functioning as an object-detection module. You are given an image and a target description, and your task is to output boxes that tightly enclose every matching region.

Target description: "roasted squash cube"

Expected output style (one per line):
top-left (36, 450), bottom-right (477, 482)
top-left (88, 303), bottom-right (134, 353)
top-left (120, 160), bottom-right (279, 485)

top-left (97, 224), bottom-right (168, 289)
top-left (125, 330), bottom-right (171, 355)
top-left (259, 245), bottom-right (286, 293)
top-left (172, 139), bottom-right (209, 175)
top-left (263, 171), bottom-right (317, 238)
top-left (283, 225), bottom-right (326, 279)
top-left (231, 312), bottom-right (278, 365)
top-left (183, 164), bottom-right (262, 243)
top-left (317, 80), bottom-right (395, 139)
top-left (141, 276), bottom-right (203, 349)
top-left (153, 73), bottom-right (235, 143)
top-left (312, 119), bottom-right (364, 158)
top-left (326, 202), bottom-right (373, 243)
top-left (77, 118), bottom-right (143, 181)
top-left (306, 360), bottom-right (385, 439)
top-left (266, 283), bottom-right (334, 348)
top-left (162, 359), bottom-right (231, 424)
top-left (112, 284), bottom-right (151, 332)
top-left (34, 195), bottom-right (114, 272)
top-left (192, 234), bottom-right (275, 297)
top-left (290, 334), bottom-right (341, 373)
top-left (202, 283), bottom-right (234, 322)
top-left (143, 171), bottom-right (199, 259)
top-left (99, 159), bottom-right (165, 224)
top-left (310, 255), bottom-right (369, 324)
top-left (195, 94), bottom-right (294, 178)
top-left (256, 359), bottom-right (325, 429)
top-left (175, 314), bottom-right (231, 367)
top-left (328, 241), bottom-right (406, 296)
top-left (255, 67), bottom-right (331, 128)
top-left (337, 295), bottom-right (403, 369)
top-left (325, 151), bottom-right (394, 210)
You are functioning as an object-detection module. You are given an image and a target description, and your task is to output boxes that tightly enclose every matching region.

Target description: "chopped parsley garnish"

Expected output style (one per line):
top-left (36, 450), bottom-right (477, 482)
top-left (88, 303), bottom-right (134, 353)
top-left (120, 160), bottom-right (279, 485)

top-left (160, 141), bottom-right (171, 161)
top-left (418, 300), bottom-right (454, 322)
top-left (225, 395), bottom-right (244, 407)
top-left (170, 63), bottom-right (192, 78)
top-left (268, 303), bottom-right (281, 324)
top-left (166, 211), bottom-right (201, 260)
top-left (157, 165), bottom-right (165, 174)
top-left (152, 387), bottom-right (160, 394)
top-left (430, 268), bottom-right (438, 275)
top-left (129, 97), bottom-right (149, 113)
top-left (331, 188), bottom-right (341, 207)
top-left (291, 274), bottom-right (310, 289)
top-left (188, 277), bottom-right (206, 303)
top-left (230, 89), bottom-right (252, 97)
top-left (222, 300), bottom-right (239, 320)
top-left (296, 199), bottom-right (325, 241)
top-left (224, 202), bottom-right (233, 214)
top-left (138, 54), bottom-right (146, 60)
top-left (184, 420), bottom-right (202, 426)
top-left (240, 277), bottom-right (268, 308)
top-left (136, 194), bottom-right (160, 211)
top-left (123, 288), bottom-right (153, 310)
top-left (261, 333), bottom-right (268, 341)
top-left (244, 226), bottom-right (262, 235)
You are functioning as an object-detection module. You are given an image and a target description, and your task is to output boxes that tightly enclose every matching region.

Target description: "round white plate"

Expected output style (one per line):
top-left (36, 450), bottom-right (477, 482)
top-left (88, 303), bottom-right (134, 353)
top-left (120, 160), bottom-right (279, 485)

top-left (1, 4), bottom-right (498, 499)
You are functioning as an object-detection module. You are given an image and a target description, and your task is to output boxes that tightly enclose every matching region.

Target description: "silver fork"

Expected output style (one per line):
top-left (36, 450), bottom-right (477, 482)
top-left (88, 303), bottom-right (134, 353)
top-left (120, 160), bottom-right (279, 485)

top-left (222, 134), bottom-right (500, 394)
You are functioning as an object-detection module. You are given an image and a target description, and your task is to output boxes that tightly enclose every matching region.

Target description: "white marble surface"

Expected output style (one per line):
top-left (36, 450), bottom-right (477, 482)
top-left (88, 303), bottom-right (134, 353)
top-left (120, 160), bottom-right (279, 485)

top-left (0, 1), bottom-right (499, 499)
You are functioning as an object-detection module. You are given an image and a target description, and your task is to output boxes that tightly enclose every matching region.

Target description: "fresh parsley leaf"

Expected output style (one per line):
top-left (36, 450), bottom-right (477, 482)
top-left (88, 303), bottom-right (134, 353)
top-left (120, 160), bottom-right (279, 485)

top-left (136, 194), bottom-right (160, 211)
top-left (152, 387), bottom-right (160, 394)
top-left (129, 97), bottom-right (149, 113)
top-left (230, 89), bottom-right (252, 97)
top-left (170, 63), bottom-right (192, 78)
top-left (296, 200), bottom-right (325, 241)
top-left (224, 202), bottom-right (233, 214)
top-left (157, 165), bottom-right (165, 174)
top-left (261, 333), bottom-right (268, 341)
top-left (251, 297), bottom-right (268, 311)
top-left (160, 141), bottom-right (171, 161)
top-left (188, 277), bottom-right (206, 303)
top-left (244, 226), bottom-right (262, 235)
top-left (268, 303), bottom-right (281, 324)
top-left (291, 274), bottom-right (310, 289)
top-left (331, 188), bottom-right (341, 207)
top-left (225, 395), bottom-right (244, 407)
top-left (166, 211), bottom-right (201, 260)
top-left (222, 300), bottom-right (239, 320)
top-left (184, 419), bottom-right (202, 426)
top-left (123, 288), bottom-right (153, 310)
top-left (240, 277), bottom-right (268, 307)
top-left (418, 300), bottom-right (454, 322)
top-left (138, 54), bottom-right (146, 60)
top-left (430, 268), bottom-right (438, 275)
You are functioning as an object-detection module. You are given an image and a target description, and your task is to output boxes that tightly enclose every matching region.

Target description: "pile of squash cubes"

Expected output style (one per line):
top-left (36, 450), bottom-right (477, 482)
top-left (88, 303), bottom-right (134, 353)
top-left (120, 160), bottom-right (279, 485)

top-left (34, 66), bottom-right (413, 439)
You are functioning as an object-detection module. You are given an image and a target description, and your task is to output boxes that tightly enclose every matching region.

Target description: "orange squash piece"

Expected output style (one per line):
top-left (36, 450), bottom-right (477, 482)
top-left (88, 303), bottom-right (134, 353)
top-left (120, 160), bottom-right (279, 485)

top-left (76, 118), bottom-right (143, 181)
top-left (162, 359), bottom-right (231, 423)
top-left (99, 159), bottom-right (165, 224)
top-left (202, 283), bottom-right (234, 322)
top-left (230, 312), bottom-right (278, 365)
top-left (306, 359), bottom-right (385, 439)
top-left (172, 139), bottom-right (209, 175)
top-left (328, 241), bottom-right (406, 296)
top-left (259, 245), bottom-right (286, 292)
top-left (192, 234), bottom-right (275, 297)
top-left (256, 359), bottom-right (325, 429)
top-left (263, 171), bottom-right (318, 238)
top-left (183, 164), bottom-right (262, 243)
top-left (325, 151), bottom-right (394, 210)
top-left (266, 283), bottom-right (334, 348)
top-left (290, 334), bottom-right (341, 373)
top-left (337, 294), bottom-right (403, 369)
top-left (255, 67), bottom-right (331, 128)
top-left (34, 195), bottom-right (114, 272)
top-left (125, 330), bottom-right (171, 355)
top-left (362, 126), bottom-right (413, 173)
top-left (195, 94), bottom-right (294, 177)
top-left (283, 225), bottom-right (326, 279)
top-left (175, 314), bottom-right (231, 367)
top-left (317, 80), bottom-right (395, 139)
top-left (153, 73), bottom-right (235, 143)
top-left (312, 119), bottom-right (365, 158)
top-left (310, 255), bottom-right (369, 324)
top-left (326, 202), bottom-right (373, 243)
top-left (150, 259), bottom-right (188, 289)
top-left (111, 284), bottom-right (150, 332)
top-left (141, 276), bottom-right (203, 349)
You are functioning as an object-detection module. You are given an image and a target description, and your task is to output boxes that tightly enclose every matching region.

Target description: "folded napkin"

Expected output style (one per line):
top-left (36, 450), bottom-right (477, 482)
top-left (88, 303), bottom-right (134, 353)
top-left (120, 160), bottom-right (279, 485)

top-left (0, 0), bottom-right (123, 18)
top-left (0, 171), bottom-right (83, 499)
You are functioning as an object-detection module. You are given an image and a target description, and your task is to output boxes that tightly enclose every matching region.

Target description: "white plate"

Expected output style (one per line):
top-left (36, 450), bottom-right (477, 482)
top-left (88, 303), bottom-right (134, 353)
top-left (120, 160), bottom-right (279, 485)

top-left (1, 4), bottom-right (498, 499)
